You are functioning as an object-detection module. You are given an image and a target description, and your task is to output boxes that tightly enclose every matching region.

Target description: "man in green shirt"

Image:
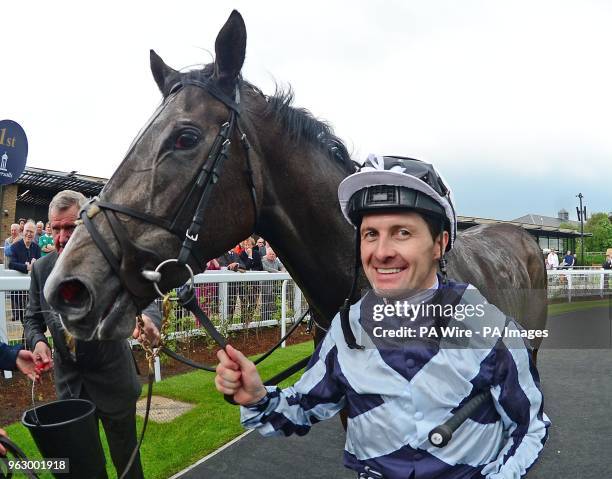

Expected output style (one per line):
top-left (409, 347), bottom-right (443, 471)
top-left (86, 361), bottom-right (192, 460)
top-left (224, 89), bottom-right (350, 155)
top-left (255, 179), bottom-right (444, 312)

top-left (38, 222), bottom-right (55, 256)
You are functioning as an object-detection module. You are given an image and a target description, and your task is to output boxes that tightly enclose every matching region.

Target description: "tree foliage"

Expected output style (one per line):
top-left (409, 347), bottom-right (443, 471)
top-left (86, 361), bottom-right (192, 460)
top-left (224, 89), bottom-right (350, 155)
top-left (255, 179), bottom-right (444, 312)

top-left (584, 212), bottom-right (612, 251)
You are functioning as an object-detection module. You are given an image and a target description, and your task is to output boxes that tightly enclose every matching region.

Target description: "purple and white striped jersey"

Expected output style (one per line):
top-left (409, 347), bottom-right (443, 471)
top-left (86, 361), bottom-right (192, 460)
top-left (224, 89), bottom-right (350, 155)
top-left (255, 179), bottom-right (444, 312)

top-left (241, 281), bottom-right (550, 478)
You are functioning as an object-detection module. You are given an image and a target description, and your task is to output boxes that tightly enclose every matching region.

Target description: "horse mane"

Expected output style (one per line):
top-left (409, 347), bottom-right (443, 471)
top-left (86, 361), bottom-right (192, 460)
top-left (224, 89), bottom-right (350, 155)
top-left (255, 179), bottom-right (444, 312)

top-left (243, 83), bottom-right (356, 174)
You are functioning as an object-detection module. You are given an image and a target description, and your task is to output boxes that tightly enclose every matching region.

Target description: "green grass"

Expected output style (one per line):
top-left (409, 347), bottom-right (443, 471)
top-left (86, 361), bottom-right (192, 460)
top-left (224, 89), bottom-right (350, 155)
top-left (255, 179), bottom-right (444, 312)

top-left (548, 298), bottom-right (610, 317)
top-left (4, 341), bottom-right (314, 479)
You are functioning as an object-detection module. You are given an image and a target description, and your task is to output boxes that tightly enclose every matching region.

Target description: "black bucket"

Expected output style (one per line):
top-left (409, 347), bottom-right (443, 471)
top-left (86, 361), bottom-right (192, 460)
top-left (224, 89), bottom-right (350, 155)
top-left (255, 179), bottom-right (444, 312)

top-left (22, 398), bottom-right (106, 479)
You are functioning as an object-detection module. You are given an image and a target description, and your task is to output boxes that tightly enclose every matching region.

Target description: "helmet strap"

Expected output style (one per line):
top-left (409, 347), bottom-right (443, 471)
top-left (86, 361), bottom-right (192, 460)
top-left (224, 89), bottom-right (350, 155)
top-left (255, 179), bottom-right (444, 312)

top-left (339, 227), bottom-right (364, 350)
top-left (438, 217), bottom-right (448, 285)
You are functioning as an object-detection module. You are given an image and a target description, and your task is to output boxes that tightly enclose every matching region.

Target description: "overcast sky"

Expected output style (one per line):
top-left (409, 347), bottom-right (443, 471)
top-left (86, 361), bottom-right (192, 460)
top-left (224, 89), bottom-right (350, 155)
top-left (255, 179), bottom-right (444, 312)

top-left (2, 0), bottom-right (610, 220)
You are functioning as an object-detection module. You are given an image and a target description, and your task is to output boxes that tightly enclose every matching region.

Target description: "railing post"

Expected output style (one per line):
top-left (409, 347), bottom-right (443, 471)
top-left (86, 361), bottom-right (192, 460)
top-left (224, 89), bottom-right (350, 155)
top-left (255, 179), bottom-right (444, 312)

top-left (600, 271), bottom-right (605, 298)
top-left (0, 289), bottom-right (11, 379)
top-left (281, 280), bottom-right (288, 348)
top-left (220, 281), bottom-right (228, 325)
top-left (293, 284), bottom-right (302, 322)
top-left (567, 272), bottom-right (572, 303)
top-left (154, 354), bottom-right (161, 382)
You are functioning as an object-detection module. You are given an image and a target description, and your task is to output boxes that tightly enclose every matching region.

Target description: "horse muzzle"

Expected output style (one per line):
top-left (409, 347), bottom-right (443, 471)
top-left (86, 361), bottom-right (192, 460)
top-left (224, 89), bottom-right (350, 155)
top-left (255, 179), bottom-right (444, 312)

top-left (45, 276), bottom-right (98, 339)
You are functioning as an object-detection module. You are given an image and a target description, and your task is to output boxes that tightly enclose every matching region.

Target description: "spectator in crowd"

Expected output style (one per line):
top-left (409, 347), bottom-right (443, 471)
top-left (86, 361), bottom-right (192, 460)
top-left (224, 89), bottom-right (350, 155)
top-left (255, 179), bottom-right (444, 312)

top-left (256, 237), bottom-right (267, 257)
top-left (261, 248), bottom-right (285, 273)
top-left (3, 223), bottom-right (21, 267)
top-left (603, 249), bottom-right (612, 290)
top-left (39, 222), bottom-right (55, 256)
top-left (240, 237), bottom-right (263, 271)
top-left (9, 221), bottom-right (42, 323)
top-left (561, 250), bottom-right (575, 269)
top-left (546, 249), bottom-right (559, 270)
top-left (4, 223), bottom-right (22, 328)
top-left (34, 221), bottom-right (44, 244)
top-left (261, 248), bottom-right (286, 321)
top-left (18, 218), bottom-right (26, 234)
top-left (603, 248), bottom-right (612, 270)
top-left (8, 221), bottom-right (41, 274)
top-left (218, 246), bottom-right (246, 272)
top-left (218, 247), bottom-right (247, 320)
top-left (239, 237), bottom-right (263, 324)
top-left (24, 190), bottom-right (161, 479)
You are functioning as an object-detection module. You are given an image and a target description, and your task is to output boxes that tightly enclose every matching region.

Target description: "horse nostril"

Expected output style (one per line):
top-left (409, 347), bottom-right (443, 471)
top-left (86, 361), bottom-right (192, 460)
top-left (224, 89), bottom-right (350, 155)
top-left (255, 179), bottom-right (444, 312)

top-left (58, 279), bottom-right (89, 305)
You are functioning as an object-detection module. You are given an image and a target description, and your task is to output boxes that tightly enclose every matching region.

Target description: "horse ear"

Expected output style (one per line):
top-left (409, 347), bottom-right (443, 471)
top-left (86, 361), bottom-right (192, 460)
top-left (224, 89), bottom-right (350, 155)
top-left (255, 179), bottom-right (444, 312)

top-left (150, 49), bottom-right (177, 94)
top-left (213, 10), bottom-right (246, 90)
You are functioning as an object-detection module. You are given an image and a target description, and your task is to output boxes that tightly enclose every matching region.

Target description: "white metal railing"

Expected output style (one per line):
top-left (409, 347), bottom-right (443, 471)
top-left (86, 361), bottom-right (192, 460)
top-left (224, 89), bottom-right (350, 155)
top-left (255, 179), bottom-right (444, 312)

top-left (159, 271), bottom-right (307, 339)
top-left (547, 269), bottom-right (612, 302)
top-left (549, 265), bottom-right (601, 270)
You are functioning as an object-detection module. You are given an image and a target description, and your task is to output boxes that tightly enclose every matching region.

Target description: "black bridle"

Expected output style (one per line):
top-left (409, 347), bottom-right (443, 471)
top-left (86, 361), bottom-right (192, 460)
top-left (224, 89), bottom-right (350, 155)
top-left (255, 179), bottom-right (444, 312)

top-left (79, 73), bottom-right (314, 387)
top-left (76, 75), bottom-right (312, 479)
top-left (79, 75), bottom-right (258, 298)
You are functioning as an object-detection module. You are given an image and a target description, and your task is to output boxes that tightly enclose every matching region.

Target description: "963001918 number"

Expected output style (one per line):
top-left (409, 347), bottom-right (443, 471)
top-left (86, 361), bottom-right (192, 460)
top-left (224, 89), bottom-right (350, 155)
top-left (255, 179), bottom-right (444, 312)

top-left (7, 459), bottom-right (69, 473)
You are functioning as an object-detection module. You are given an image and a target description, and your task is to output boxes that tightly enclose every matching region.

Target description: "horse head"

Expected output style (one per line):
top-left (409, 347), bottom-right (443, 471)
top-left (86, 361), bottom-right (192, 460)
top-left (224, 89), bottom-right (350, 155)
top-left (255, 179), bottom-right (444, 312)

top-left (45, 11), bottom-right (265, 339)
top-left (45, 10), bottom-right (356, 340)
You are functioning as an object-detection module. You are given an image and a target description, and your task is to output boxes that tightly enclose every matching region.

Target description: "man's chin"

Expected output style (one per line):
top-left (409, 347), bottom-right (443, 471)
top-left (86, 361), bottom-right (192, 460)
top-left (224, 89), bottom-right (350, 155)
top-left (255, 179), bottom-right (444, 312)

top-left (373, 286), bottom-right (411, 299)
top-left (372, 283), bottom-right (431, 299)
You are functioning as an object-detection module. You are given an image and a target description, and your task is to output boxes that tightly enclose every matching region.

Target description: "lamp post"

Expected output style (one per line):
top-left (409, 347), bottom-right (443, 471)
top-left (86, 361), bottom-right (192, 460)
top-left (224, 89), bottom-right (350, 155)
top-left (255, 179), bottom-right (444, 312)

top-left (576, 193), bottom-right (585, 265)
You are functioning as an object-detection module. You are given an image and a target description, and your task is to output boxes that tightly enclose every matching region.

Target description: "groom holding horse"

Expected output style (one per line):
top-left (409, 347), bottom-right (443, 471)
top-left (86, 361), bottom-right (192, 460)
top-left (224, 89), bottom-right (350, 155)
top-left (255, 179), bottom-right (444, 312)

top-left (24, 190), bottom-right (161, 479)
top-left (216, 155), bottom-right (549, 479)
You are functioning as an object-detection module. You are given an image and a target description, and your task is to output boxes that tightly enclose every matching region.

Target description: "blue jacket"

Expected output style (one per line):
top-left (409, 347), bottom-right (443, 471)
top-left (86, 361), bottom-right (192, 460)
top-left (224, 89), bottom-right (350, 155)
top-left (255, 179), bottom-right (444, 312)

top-left (8, 239), bottom-right (41, 274)
top-left (0, 342), bottom-right (22, 370)
top-left (241, 280), bottom-right (549, 478)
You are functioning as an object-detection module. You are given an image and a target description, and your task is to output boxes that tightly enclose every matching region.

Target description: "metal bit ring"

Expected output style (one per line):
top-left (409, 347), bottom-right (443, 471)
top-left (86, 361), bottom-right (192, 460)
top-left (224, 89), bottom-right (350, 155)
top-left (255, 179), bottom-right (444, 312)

top-left (152, 259), bottom-right (195, 299)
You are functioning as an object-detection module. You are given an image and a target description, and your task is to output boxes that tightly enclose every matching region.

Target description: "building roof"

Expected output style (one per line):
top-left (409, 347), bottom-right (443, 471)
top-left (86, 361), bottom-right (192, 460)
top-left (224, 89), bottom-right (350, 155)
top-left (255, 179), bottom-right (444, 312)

top-left (459, 215), bottom-right (585, 238)
top-left (14, 166), bottom-right (106, 206)
top-left (510, 214), bottom-right (580, 229)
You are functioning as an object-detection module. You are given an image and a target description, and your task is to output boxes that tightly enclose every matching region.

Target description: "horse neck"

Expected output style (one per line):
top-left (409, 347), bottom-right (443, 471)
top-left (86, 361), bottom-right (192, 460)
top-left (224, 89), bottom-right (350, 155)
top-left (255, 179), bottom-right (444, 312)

top-left (251, 122), bottom-right (356, 319)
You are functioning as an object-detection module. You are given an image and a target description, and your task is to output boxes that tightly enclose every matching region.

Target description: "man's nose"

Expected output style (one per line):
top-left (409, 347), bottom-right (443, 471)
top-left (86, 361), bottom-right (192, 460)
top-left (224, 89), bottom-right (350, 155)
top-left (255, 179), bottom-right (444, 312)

top-left (373, 236), bottom-right (396, 261)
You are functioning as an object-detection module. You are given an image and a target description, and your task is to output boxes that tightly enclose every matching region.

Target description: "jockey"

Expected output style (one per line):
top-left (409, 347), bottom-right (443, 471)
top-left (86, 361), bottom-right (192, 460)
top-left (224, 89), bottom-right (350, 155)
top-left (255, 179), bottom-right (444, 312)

top-left (215, 155), bottom-right (549, 479)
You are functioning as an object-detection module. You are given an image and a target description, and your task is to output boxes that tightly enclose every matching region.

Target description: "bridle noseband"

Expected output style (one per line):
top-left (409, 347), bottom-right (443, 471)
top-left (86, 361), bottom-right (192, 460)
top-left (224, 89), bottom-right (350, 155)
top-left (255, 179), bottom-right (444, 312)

top-left (79, 75), bottom-right (259, 298)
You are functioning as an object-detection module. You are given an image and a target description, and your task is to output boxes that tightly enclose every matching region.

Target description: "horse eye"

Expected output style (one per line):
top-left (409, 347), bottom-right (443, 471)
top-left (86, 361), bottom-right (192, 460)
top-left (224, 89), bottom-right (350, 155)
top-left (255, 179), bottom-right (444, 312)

top-left (174, 131), bottom-right (200, 150)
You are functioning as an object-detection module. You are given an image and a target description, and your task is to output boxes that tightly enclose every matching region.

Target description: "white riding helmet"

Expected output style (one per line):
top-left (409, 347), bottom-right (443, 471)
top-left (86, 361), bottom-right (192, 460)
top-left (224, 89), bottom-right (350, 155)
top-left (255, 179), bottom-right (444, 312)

top-left (338, 154), bottom-right (457, 251)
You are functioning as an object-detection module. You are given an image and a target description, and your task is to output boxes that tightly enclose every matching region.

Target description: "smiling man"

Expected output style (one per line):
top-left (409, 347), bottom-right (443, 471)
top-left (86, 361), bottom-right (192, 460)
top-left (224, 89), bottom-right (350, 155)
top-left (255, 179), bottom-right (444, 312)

top-left (8, 221), bottom-right (41, 274)
top-left (23, 190), bottom-right (161, 479)
top-left (360, 211), bottom-right (444, 297)
top-left (216, 155), bottom-right (549, 479)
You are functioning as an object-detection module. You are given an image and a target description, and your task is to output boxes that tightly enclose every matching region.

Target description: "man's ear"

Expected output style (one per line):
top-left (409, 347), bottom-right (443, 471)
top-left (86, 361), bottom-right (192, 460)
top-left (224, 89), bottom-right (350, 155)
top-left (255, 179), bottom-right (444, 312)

top-left (433, 231), bottom-right (449, 260)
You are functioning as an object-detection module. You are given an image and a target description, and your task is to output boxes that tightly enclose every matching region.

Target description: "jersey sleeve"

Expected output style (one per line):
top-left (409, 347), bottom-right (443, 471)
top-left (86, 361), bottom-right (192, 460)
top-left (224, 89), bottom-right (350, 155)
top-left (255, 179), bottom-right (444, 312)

top-left (240, 330), bottom-right (346, 437)
top-left (482, 320), bottom-right (550, 478)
